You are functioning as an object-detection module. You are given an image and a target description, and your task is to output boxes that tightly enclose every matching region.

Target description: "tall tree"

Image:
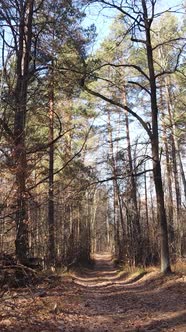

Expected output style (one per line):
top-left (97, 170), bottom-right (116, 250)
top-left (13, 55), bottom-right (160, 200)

top-left (48, 63), bottom-right (55, 265)
top-left (81, 0), bottom-right (185, 272)
top-left (0, 0), bottom-right (93, 264)
top-left (0, 0), bottom-right (35, 261)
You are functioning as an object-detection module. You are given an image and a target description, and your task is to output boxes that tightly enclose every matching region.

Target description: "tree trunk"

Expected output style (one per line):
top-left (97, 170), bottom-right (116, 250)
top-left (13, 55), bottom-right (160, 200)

top-left (165, 79), bottom-right (181, 214)
top-left (123, 90), bottom-right (141, 264)
top-left (142, 0), bottom-right (171, 273)
top-left (178, 150), bottom-right (186, 202)
top-left (107, 111), bottom-right (124, 259)
top-left (160, 84), bottom-right (174, 245)
top-left (14, 0), bottom-right (34, 262)
top-left (48, 65), bottom-right (55, 266)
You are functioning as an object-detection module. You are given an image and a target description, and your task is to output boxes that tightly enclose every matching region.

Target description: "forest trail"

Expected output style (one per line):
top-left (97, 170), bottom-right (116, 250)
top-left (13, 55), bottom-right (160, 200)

top-left (0, 253), bottom-right (186, 332)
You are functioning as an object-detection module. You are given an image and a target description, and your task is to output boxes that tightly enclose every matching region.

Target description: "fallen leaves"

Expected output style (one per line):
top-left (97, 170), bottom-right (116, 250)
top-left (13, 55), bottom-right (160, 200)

top-left (0, 254), bottom-right (185, 331)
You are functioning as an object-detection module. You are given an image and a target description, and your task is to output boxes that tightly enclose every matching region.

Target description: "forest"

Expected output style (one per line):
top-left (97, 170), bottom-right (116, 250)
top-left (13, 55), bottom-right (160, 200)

top-left (0, 1), bottom-right (186, 331)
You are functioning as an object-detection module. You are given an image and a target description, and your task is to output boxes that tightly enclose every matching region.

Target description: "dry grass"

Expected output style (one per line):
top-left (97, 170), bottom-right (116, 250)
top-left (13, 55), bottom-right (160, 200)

top-left (172, 259), bottom-right (186, 274)
top-left (118, 259), bottom-right (186, 278)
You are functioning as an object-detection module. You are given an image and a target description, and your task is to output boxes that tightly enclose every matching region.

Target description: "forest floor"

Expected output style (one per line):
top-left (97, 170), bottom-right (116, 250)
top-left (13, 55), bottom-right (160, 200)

top-left (0, 253), bottom-right (186, 332)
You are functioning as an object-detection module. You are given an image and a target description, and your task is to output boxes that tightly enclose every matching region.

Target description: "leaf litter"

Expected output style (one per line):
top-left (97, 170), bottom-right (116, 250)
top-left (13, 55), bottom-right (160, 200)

top-left (0, 253), bottom-right (185, 332)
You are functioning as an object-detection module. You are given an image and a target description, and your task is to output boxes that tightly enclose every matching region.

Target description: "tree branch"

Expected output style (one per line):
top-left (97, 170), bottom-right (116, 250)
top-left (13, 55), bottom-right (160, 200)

top-left (26, 127), bottom-right (75, 155)
top-left (155, 44), bottom-right (186, 79)
top-left (127, 80), bottom-right (150, 94)
top-left (94, 62), bottom-right (150, 81)
top-left (153, 38), bottom-right (186, 51)
top-left (27, 125), bottom-right (93, 191)
top-left (82, 84), bottom-right (152, 138)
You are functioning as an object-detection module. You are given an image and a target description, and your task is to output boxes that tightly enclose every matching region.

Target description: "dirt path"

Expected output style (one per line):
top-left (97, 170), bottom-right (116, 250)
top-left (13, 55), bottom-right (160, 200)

top-left (0, 253), bottom-right (186, 331)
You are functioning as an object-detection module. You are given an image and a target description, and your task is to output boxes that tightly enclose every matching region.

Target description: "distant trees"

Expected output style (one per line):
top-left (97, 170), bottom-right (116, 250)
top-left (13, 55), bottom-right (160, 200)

top-left (0, 0), bottom-right (96, 267)
top-left (81, 0), bottom-right (186, 273)
top-left (0, 0), bottom-right (185, 274)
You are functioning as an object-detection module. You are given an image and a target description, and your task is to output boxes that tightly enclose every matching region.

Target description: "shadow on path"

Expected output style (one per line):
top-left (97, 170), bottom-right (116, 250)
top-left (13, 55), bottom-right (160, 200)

top-left (0, 252), bottom-right (186, 332)
top-left (70, 252), bottom-right (186, 331)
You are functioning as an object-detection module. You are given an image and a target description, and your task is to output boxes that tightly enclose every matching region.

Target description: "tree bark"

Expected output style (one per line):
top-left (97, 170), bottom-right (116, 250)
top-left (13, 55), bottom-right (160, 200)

top-left (48, 63), bottom-right (55, 266)
top-left (123, 90), bottom-right (141, 264)
top-left (142, 0), bottom-right (171, 273)
top-left (165, 79), bottom-right (181, 214)
top-left (178, 150), bottom-right (186, 202)
top-left (14, 0), bottom-right (34, 262)
top-left (160, 84), bottom-right (174, 244)
top-left (107, 111), bottom-right (124, 258)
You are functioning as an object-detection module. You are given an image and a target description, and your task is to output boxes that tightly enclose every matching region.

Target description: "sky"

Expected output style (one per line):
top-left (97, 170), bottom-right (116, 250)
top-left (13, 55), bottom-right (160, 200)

top-left (83, 0), bottom-right (184, 51)
top-left (83, 0), bottom-right (185, 183)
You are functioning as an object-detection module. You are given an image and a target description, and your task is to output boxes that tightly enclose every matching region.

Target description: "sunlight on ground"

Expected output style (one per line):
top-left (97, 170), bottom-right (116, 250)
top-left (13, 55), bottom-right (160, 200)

top-left (0, 252), bottom-right (185, 332)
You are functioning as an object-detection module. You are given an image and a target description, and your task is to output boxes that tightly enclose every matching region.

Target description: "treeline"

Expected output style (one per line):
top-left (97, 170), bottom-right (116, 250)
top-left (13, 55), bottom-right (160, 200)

top-left (84, 0), bottom-right (186, 272)
top-left (0, 0), bottom-right (185, 274)
top-left (0, 0), bottom-right (98, 269)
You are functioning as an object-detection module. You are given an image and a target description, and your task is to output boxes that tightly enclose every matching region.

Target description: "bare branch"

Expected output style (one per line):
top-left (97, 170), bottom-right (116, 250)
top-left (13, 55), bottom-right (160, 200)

top-left (155, 44), bottom-right (186, 79)
top-left (131, 37), bottom-right (146, 44)
top-left (84, 167), bottom-right (153, 188)
top-left (26, 127), bottom-right (75, 155)
top-left (127, 80), bottom-right (150, 94)
top-left (82, 83), bottom-right (152, 138)
top-left (0, 118), bottom-right (14, 140)
top-left (94, 62), bottom-right (150, 81)
top-left (153, 38), bottom-right (186, 51)
top-left (28, 125), bottom-right (93, 191)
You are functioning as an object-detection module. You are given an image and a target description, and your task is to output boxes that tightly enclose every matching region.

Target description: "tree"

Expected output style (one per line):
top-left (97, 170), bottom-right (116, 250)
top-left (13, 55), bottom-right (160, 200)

top-left (81, 0), bottom-right (185, 272)
top-left (0, 0), bottom-right (95, 265)
top-left (0, 0), bottom-right (35, 261)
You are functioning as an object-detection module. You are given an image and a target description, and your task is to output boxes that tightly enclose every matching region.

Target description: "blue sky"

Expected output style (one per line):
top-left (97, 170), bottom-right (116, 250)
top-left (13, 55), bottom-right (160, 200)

top-left (83, 0), bottom-right (184, 50)
top-left (83, 0), bottom-right (185, 171)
